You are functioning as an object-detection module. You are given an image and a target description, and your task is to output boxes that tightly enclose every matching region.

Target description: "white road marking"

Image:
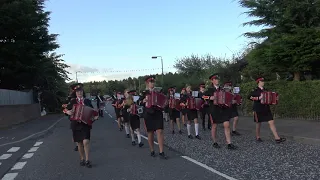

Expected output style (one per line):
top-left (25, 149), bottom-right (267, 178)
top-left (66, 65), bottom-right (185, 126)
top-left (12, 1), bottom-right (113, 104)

top-left (106, 109), bottom-right (237, 180)
top-left (0, 162), bottom-right (2, 166)
top-left (0, 116), bottom-right (64, 147)
top-left (28, 147), bottom-right (39, 152)
top-left (1, 173), bottom-right (18, 180)
top-left (34, 142), bottom-right (43, 146)
top-left (108, 113), bottom-right (112, 118)
top-left (0, 154), bottom-right (12, 160)
top-left (0, 137), bottom-right (4, 140)
top-left (11, 162), bottom-right (27, 170)
top-left (7, 147), bottom-right (20, 152)
top-left (181, 156), bottom-right (238, 180)
top-left (22, 153), bottom-right (34, 159)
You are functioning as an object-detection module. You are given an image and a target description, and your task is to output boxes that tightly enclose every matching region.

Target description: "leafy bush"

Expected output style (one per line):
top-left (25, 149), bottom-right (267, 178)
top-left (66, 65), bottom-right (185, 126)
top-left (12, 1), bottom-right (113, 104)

top-left (239, 80), bottom-right (320, 120)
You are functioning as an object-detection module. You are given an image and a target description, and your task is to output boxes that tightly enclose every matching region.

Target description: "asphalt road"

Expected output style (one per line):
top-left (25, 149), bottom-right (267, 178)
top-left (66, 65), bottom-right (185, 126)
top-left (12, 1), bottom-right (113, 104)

top-left (0, 102), bottom-right (319, 180)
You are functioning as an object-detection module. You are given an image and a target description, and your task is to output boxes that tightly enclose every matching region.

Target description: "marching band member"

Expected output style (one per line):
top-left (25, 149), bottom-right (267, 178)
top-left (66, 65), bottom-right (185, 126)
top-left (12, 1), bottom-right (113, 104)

top-left (248, 77), bottom-right (286, 143)
top-left (224, 82), bottom-right (241, 135)
top-left (112, 92), bottom-right (123, 131)
top-left (180, 88), bottom-right (187, 126)
top-left (168, 87), bottom-right (182, 134)
top-left (122, 89), bottom-right (131, 138)
top-left (198, 83), bottom-right (211, 130)
top-left (141, 75), bottom-right (167, 159)
top-left (181, 85), bottom-right (201, 140)
top-left (127, 90), bottom-right (144, 147)
top-left (95, 92), bottom-right (105, 117)
top-left (62, 84), bottom-right (78, 151)
top-left (65, 83), bottom-right (99, 168)
top-left (205, 74), bottom-right (237, 149)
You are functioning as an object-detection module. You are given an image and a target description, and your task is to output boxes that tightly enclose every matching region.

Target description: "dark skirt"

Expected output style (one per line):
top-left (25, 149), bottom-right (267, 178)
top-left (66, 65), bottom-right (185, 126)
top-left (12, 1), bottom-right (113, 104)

top-left (122, 109), bottom-right (130, 123)
top-left (181, 108), bottom-right (187, 115)
top-left (130, 115), bottom-right (140, 130)
top-left (253, 110), bottom-right (273, 123)
top-left (169, 108), bottom-right (180, 120)
top-left (186, 109), bottom-right (198, 120)
top-left (144, 109), bottom-right (164, 132)
top-left (229, 104), bottom-right (239, 118)
top-left (115, 108), bottom-right (122, 118)
top-left (210, 106), bottom-right (230, 124)
top-left (72, 123), bottom-right (91, 142)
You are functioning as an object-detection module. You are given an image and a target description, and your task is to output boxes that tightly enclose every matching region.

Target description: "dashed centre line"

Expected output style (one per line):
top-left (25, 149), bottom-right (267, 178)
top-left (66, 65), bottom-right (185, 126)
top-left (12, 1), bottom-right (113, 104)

top-left (11, 162), bottom-right (27, 170)
top-left (0, 154), bottom-right (12, 160)
top-left (1, 173), bottom-right (18, 180)
top-left (28, 147), bottom-right (39, 152)
top-left (7, 147), bottom-right (20, 153)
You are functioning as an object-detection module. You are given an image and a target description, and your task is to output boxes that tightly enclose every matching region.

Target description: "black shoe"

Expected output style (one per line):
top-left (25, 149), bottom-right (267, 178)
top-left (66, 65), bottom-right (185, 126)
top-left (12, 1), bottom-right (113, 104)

top-left (74, 146), bottom-right (78, 151)
top-left (126, 134), bottom-right (130, 138)
top-left (132, 141), bottom-right (136, 146)
top-left (159, 152), bottom-right (167, 159)
top-left (139, 142), bottom-right (144, 147)
top-left (227, 143), bottom-right (237, 150)
top-left (80, 160), bottom-right (85, 166)
top-left (203, 127), bottom-right (206, 131)
top-left (195, 135), bottom-right (201, 140)
top-left (256, 138), bottom-right (263, 142)
top-left (119, 128), bottom-right (123, 131)
top-left (150, 151), bottom-right (156, 157)
top-left (208, 127), bottom-right (211, 130)
top-left (188, 135), bottom-right (193, 139)
top-left (213, 142), bottom-right (221, 148)
top-left (179, 130), bottom-right (182, 134)
top-left (275, 137), bottom-right (286, 143)
top-left (172, 130), bottom-right (175, 134)
top-left (85, 160), bottom-right (92, 168)
top-left (232, 131), bottom-right (241, 136)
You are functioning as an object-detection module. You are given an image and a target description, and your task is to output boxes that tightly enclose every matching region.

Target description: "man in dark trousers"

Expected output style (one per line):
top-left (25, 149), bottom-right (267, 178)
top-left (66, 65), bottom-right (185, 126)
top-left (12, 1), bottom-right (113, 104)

top-left (95, 92), bottom-right (105, 117)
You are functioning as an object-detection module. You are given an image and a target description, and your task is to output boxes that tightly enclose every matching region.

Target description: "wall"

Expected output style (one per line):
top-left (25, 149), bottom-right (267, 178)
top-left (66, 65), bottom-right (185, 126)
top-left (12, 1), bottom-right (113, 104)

top-left (0, 89), bottom-right (34, 105)
top-left (0, 104), bottom-right (40, 128)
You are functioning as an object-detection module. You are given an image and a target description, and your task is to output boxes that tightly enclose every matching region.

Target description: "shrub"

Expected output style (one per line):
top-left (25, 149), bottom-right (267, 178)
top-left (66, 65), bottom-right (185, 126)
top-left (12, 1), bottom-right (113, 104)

top-left (239, 80), bottom-right (320, 120)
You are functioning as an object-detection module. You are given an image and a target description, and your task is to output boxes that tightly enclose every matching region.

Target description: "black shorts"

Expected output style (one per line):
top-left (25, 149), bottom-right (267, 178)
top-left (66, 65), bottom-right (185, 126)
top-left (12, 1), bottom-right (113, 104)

top-left (169, 108), bottom-right (180, 120)
top-left (181, 108), bottom-right (187, 115)
top-left (210, 106), bottom-right (230, 124)
top-left (230, 105), bottom-right (239, 118)
top-left (186, 109), bottom-right (198, 120)
top-left (144, 109), bottom-right (164, 132)
top-left (122, 109), bottom-right (130, 123)
top-left (72, 123), bottom-right (91, 142)
top-left (253, 110), bottom-right (273, 123)
top-left (130, 115), bottom-right (140, 130)
top-left (115, 109), bottom-right (122, 119)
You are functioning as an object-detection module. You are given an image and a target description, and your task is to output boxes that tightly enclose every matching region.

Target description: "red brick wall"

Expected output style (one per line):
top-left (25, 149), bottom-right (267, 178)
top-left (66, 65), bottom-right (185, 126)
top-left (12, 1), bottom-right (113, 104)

top-left (0, 104), bottom-right (40, 128)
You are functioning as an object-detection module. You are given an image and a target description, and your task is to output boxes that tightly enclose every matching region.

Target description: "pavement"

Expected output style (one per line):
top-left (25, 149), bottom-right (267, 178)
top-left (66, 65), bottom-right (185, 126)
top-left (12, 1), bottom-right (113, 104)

top-left (0, 103), bottom-right (319, 180)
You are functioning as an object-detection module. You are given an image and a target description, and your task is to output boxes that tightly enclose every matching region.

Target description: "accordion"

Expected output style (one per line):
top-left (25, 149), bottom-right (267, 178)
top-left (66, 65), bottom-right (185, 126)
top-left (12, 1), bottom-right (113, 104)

top-left (186, 97), bottom-right (196, 109)
top-left (145, 91), bottom-right (167, 109)
top-left (195, 98), bottom-right (203, 110)
top-left (70, 104), bottom-right (97, 126)
top-left (261, 91), bottom-right (279, 105)
top-left (213, 91), bottom-right (233, 107)
top-left (130, 104), bottom-right (144, 116)
top-left (233, 94), bottom-right (242, 105)
top-left (174, 99), bottom-right (182, 111)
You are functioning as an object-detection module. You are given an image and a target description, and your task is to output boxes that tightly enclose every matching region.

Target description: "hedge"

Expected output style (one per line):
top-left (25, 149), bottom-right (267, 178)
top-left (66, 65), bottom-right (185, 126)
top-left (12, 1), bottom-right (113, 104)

top-left (239, 80), bottom-right (320, 120)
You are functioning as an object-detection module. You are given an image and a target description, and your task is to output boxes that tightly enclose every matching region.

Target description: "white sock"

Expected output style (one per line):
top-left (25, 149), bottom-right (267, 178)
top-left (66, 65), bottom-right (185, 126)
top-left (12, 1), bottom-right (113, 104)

top-left (137, 131), bottom-right (142, 143)
top-left (187, 124), bottom-right (191, 135)
top-left (195, 123), bottom-right (199, 136)
top-left (125, 124), bottom-right (130, 134)
top-left (131, 133), bottom-right (135, 141)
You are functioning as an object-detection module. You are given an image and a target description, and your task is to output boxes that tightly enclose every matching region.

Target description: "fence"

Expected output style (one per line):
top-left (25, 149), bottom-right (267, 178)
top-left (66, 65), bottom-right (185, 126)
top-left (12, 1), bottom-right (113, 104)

top-left (0, 89), bottom-right (34, 105)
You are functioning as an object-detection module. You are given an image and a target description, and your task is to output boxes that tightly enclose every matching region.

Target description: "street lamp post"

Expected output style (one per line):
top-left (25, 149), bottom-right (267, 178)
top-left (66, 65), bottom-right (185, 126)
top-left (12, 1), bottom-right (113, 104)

top-left (151, 56), bottom-right (163, 87)
top-left (75, 71), bottom-right (81, 83)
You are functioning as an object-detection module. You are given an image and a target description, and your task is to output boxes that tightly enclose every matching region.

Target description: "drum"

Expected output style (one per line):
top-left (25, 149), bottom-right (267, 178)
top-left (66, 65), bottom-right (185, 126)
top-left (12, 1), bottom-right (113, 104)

top-left (70, 104), bottom-right (96, 126)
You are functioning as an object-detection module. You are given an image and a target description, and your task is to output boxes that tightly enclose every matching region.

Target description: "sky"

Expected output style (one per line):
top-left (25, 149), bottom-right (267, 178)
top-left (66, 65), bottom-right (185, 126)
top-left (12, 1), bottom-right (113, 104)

top-left (45, 0), bottom-right (260, 82)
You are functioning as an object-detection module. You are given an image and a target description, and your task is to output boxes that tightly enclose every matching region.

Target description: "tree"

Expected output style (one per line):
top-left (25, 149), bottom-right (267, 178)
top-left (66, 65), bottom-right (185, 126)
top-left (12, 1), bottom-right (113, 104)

top-left (0, 0), bottom-right (69, 111)
top-left (239, 0), bottom-right (320, 80)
